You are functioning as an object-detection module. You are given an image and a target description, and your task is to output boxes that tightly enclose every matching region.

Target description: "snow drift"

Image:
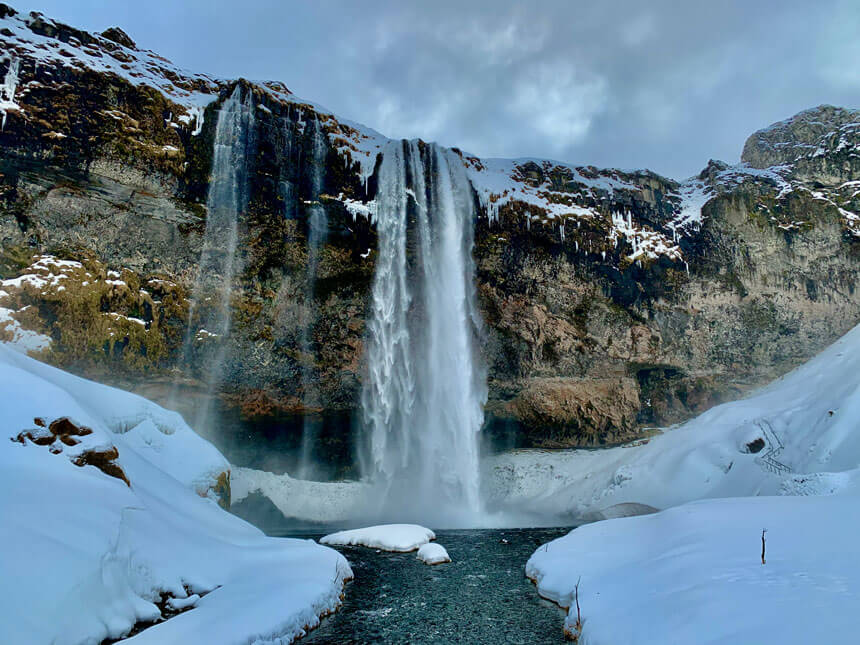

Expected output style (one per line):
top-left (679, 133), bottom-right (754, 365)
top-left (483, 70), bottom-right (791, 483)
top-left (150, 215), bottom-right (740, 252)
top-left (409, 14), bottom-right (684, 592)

top-left (0, 345), bottom-right (351, 644)
top-left (527, 495), bottom-right (860, 645)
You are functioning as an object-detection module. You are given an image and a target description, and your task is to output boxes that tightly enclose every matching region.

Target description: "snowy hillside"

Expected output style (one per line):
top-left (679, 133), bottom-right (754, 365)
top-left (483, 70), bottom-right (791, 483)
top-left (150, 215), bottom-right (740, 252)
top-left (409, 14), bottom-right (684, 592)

top-left (0, 346), bottom-right (352, 644)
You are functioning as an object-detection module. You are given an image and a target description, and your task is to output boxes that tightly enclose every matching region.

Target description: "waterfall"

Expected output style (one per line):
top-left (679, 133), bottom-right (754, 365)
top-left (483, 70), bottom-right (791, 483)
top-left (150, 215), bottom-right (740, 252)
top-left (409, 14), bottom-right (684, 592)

top-left (297, 116), bottom-right (329, 480)
top-left (180, 85), bottom-right (255, 431)
top-left (363, 140), bottom-right (487, 521)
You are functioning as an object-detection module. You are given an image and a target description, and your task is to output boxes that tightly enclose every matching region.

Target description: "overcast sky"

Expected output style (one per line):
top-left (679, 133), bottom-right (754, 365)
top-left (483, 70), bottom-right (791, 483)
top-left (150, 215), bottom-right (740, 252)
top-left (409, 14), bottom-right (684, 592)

top-left (10, 0), bottom-right (860, 178)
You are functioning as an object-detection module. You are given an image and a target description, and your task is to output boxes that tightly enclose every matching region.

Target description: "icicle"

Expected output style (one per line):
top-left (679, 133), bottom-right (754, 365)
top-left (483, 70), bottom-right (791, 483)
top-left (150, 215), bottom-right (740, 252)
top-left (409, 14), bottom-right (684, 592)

top-left (1, 57), bottom-right (21, 131)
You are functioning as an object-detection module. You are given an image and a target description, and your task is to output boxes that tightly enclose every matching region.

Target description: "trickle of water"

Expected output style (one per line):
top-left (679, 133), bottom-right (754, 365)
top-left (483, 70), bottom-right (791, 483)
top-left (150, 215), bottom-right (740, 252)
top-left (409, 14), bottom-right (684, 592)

top-left (178, 86), bottom-right (255, 432)
top-left (363, 140), bottom-right (487, 522)
top-left (297, 116), bottom-right (329, 480)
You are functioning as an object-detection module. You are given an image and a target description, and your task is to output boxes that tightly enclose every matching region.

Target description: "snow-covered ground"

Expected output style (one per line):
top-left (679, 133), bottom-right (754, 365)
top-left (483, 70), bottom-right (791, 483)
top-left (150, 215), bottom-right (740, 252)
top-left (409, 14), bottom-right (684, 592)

top-left (527, 495), bottom-right (860, 644)
top-left (0, 346), bottom-right (352, 645)
top-left (524, 323), bottom-right (860, 644)
top-left (321, 524), bottom-right (436, 552)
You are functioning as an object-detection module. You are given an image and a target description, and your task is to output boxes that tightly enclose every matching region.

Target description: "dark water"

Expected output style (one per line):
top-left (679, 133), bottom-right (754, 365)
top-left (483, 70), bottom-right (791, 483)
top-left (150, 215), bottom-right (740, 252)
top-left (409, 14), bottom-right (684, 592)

top-left (291, 528), bottom-right (570, 644)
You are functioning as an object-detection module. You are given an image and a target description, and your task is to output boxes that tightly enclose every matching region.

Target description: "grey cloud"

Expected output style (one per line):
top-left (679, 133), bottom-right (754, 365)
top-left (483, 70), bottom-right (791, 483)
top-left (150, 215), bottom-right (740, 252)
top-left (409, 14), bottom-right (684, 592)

top-left (11, 0), bottom-right (860, 178)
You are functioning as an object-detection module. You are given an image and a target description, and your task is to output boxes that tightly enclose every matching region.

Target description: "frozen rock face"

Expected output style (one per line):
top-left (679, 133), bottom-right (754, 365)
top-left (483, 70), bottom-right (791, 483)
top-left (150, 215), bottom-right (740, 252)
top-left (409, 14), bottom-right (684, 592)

top-left (741, 105), bottom-right (860, 180)
top-left (0, 5), bottom-right (858, 451)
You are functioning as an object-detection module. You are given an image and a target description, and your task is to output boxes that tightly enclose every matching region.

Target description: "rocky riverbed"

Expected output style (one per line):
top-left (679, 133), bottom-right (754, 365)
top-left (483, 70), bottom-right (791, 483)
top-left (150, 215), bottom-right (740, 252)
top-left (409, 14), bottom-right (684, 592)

top-left (294, 528), bottom-right (570, 644)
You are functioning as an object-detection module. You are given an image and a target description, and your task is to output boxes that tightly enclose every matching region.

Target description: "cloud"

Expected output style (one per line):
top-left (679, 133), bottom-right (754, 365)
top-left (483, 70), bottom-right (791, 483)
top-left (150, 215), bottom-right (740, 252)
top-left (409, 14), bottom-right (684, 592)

top-left (508, 64), bottom-right (608, 152)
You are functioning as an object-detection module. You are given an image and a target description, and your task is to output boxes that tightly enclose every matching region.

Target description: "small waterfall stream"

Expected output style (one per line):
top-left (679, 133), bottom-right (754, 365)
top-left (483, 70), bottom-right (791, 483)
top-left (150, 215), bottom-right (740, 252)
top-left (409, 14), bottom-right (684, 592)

top-left (179, 86), bottom-right (255, 432)
top-left (363, 140), bottom-right (487, 522)
top-left (297, 116), bottom-right (329, 480)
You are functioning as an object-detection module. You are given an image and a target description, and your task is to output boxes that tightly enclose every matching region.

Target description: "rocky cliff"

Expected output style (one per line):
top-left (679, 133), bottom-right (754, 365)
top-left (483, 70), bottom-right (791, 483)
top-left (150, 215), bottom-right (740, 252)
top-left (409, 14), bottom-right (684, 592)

top-left (1, 4), bottom-right (858, 454)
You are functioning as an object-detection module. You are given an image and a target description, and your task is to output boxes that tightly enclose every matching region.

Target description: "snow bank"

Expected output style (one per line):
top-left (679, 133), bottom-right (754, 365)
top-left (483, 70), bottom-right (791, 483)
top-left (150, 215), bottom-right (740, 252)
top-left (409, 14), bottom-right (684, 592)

top-left (485, 323), bottom-right (860, 518)
top-left (232, 466), bottom-right (371, 524)
top-left (416, 543), bottom-right (451, 565)
top-left (321, 524), bottom-right (436, 552)
top-left (0, 346), bottom-right (351, 645)
top-left (526, 494), bottom-right (860, 645)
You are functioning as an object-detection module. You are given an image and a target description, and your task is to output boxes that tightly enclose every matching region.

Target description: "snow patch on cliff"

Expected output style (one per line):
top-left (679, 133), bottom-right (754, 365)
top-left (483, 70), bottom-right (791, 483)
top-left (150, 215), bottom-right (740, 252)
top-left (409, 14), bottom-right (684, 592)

top-left (669, 177), bottom-right (712, 238)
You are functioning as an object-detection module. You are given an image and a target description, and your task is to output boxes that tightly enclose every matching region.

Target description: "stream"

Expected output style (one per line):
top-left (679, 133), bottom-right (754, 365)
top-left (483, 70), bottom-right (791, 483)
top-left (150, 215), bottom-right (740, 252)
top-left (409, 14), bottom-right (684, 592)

top-left (285, 528), bottom-right (571, 644)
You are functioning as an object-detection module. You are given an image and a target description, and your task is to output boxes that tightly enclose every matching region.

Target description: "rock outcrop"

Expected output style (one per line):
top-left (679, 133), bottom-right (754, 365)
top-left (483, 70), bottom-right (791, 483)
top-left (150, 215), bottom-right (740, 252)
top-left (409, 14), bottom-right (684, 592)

top-left (1, 5), bottom-right (858, 451)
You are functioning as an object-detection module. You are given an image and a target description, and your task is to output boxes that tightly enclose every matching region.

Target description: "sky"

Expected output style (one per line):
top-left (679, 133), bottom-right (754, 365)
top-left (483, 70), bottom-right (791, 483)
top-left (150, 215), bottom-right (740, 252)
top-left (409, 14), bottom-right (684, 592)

top-left (8, 0), bottom-right (860, 179)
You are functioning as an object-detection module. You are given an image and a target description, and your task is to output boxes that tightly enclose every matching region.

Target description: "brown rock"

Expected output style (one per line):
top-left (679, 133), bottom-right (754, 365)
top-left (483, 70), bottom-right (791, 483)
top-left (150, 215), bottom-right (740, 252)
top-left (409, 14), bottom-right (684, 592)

top-left (73, 446), bottom-right (130, 487)
top-left (507, 377), bottom-right (642, 447)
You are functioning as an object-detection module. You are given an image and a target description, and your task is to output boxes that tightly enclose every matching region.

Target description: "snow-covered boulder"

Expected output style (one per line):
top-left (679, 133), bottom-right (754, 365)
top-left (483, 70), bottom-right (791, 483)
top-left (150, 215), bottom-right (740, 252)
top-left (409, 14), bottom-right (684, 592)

top-left (321, 524), bottom-right (435, 552)
top-left (0, 346), bottom-right (352, 644)
top-left (416, 543), bottom-right (451, 565)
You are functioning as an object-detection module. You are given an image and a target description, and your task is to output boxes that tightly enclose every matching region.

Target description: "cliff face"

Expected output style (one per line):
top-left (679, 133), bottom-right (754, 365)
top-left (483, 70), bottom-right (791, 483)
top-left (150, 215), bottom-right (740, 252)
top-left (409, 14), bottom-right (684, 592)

top-left (1, 4), bottom-right (858, 449)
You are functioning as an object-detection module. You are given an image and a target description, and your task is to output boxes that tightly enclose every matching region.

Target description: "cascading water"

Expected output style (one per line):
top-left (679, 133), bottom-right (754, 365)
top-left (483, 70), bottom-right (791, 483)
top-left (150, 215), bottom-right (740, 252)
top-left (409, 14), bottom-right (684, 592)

top-left (179, 86), bottom-right (255, 432)
top-left (297, 116), bottom-right (329, 480)
top-left (363, 139), bottom-right (487, 522)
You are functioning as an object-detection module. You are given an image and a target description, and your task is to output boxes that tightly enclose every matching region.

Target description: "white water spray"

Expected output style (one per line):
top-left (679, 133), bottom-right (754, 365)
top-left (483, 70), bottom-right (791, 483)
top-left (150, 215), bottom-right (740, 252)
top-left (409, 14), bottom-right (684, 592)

top-left (363, 140), bottom-right (487, 521)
